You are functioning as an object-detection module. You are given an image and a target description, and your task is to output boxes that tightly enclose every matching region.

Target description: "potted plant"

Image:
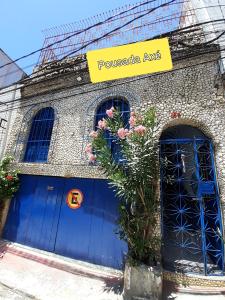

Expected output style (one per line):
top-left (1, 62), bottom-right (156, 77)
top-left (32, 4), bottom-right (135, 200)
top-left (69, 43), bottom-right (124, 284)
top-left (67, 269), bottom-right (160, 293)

top-left (0, 156), bottom-right (20, 236)
top-left (86, 108), bottom-right (162, 299)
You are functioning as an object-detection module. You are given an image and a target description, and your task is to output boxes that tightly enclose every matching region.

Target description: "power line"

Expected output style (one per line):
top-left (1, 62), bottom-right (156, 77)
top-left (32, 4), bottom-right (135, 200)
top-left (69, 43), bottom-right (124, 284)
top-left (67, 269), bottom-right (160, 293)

top-left (1, 3), bottom-right (224, 82)
top-left (23, 0), bottom-right (178, 82)
top-left (0, 0), bottom-right (181, 97)
top-left (0, 42), bottom-right (223, 114)
top-left (0, 48), bottom-right (223, 116)
top-left (1, 17), bottom-right (225, 99)
top-left (59, 0), bottom-right (177, 61)
top-left (0, 0), bottom-right (181, 93)
top-left (0, 0), bottom-right (166, 71)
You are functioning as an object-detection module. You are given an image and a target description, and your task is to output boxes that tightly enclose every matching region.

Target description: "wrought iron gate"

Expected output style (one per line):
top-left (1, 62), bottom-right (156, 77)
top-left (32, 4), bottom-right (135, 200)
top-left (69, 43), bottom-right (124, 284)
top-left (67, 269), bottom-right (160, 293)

top-left (160, 136), bottom-right (224, 275)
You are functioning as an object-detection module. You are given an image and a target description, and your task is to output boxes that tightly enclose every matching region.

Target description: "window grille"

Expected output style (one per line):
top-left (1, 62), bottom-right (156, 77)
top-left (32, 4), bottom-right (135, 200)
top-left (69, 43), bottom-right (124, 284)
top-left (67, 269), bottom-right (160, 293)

top-left (95, 98), bottom-right (130, 161)
top-left (24, 107), bottom-right (54, 163)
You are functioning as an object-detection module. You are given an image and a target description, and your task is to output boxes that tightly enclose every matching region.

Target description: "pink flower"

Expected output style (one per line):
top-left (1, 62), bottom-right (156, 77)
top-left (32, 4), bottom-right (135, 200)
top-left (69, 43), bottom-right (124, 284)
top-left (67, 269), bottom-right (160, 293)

top-left (117, 128), bottom-right (129, 139)
top-left (88, 153), bottom-right (96, 162)
top-left (85, 144), bottom-right (92, 154)
top-left (131, 111), bottom-right (136, 117)
top-left (129, 116), bottom-right (136, 127)
top-left (126, 130), bottom-right (133, 137)
top-left (98, 118), bottom-right (107, 129)
top-left (106, 107), bottom-right (114, 118)
top-left (89, 131), bottom-right (98, 138)
top-left (134, 125), bottom-right (146, 136)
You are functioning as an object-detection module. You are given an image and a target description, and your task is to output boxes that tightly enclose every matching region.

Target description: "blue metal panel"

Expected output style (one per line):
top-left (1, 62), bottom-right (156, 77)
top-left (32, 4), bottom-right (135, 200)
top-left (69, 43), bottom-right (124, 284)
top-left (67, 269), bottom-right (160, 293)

top-left (4, 175), bottom-right (126, 269)
top-left (89, 180), bottom-right (127, 268)
top-left (160, 137), bottom-right (224, 276)
top-left (4, 175), bottom-right (63, 252)
top-left (54, 178), bottom-right (95, 261)
top-left (22, 176), bottom-right (63, 251)
top-left (54, 178), bottom-right (127, 269)
top-left (3, 175), bottom-right (36, 243)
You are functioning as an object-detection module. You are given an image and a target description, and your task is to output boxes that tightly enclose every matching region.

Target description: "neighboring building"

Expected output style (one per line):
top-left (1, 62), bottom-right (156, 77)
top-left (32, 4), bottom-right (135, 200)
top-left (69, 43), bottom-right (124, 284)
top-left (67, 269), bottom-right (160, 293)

top-left (2, 0), bottom-right (225, 285)
top-left (0, 49), bottom-right (26, 159)
top-left (191, 0), bottom-right (225, 73)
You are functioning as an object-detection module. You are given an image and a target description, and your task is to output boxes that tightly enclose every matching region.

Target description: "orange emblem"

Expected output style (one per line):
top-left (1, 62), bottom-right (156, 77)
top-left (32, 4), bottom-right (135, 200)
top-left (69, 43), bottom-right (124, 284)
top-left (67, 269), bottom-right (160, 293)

top-left (66, 189), bottom-right (83, 209)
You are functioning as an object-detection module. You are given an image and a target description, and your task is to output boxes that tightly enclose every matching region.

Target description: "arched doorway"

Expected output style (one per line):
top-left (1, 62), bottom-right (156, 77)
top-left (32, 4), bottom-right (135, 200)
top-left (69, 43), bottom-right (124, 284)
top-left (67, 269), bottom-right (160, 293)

top-left (160, 125), bottom-right (224, 275)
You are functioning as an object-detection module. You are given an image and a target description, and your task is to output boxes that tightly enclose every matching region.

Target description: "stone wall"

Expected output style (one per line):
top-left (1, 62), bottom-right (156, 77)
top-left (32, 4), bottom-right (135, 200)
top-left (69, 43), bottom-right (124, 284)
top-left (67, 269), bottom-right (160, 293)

top-left (5, 48), bottom-right (225, 215)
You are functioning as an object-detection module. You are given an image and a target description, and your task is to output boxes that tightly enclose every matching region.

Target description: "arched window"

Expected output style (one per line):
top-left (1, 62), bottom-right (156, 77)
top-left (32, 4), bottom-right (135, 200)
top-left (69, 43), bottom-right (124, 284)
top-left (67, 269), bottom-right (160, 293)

top-left (95, 98), bottom-right (130, 160)
top-left (24, 107), bottom-right (54, 163)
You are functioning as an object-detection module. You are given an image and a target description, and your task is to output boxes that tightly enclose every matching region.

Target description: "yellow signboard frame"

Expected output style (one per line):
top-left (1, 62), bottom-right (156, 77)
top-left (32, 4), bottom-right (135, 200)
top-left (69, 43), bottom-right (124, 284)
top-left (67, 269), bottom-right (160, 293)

top-left (87, 37), bottom-right (173, 83)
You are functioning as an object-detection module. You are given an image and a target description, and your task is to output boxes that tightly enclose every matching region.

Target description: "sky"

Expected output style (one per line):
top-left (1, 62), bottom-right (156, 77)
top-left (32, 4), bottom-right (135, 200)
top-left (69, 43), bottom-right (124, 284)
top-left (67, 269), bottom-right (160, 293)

top-left (0, 0), bottom-right (132, 74)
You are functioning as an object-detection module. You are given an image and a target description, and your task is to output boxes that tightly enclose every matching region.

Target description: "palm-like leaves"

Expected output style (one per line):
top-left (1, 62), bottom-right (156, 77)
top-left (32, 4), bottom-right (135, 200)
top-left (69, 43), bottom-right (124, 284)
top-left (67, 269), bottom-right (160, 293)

top-left (90, 108), bottom-right (159, 265)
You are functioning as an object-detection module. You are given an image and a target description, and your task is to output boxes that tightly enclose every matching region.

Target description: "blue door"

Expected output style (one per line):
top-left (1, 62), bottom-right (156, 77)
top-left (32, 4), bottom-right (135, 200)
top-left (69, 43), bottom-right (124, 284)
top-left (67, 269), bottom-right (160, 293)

top-left (3, 175), bottom-right (63, 252)
top-left (3, 175), bottom-right (127, 269)
top-left (160, 125), bottom-right (224, 275)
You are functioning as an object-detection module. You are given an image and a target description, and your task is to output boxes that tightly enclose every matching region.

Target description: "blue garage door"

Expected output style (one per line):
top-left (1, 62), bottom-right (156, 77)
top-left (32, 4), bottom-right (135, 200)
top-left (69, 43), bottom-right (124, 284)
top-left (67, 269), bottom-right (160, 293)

top-left (3, 175), bottom-right (127, 269)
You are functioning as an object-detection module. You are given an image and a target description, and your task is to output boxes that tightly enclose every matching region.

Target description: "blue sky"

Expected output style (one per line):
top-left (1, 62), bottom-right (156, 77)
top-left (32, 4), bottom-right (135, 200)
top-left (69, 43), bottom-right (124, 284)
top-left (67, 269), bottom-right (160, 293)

top-left (1, 0), bottom-right (132, 73)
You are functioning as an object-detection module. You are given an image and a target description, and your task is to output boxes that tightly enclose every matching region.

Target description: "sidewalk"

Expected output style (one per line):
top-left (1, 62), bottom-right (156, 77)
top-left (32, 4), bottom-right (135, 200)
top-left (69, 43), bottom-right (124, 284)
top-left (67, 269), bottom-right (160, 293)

top-left (0, 241), bottom-right (123, 300)
top-left (0, 241), bottom-right (225, 300)
top-left (0, 282), bottom-right (35, 300)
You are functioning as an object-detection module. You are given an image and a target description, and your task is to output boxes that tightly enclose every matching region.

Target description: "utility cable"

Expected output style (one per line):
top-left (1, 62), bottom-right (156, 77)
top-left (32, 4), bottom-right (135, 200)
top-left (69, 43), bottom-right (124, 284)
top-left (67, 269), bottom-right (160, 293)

top-left (0, 0), bottom-right (171, 70)
top-left (1, 17), bottom-right (225, 98)
top-left (0, 0), bottom-right (183, 92)
top-left (1, 3), bottom-right (224, 81)
top-left (0, 49), bottom-right (223, 116)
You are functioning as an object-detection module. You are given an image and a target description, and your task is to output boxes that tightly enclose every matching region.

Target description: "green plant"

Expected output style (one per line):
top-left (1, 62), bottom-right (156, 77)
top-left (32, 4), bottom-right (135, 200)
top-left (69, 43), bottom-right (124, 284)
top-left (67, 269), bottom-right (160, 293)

top-left (87, 107), bottom-right (160, 265)
top-left (0, 156), bottom-right (20, 200)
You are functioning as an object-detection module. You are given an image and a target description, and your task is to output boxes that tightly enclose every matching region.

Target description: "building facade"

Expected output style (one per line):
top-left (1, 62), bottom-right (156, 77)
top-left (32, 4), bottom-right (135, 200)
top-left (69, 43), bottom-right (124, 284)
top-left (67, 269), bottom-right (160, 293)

top-left (2, 40), bottom-right (225, 277)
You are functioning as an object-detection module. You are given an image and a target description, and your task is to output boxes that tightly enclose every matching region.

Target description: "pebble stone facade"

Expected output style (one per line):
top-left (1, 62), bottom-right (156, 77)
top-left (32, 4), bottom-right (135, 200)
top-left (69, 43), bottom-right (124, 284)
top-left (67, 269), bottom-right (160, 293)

top-left (4, 44), bottom-right (225, 276)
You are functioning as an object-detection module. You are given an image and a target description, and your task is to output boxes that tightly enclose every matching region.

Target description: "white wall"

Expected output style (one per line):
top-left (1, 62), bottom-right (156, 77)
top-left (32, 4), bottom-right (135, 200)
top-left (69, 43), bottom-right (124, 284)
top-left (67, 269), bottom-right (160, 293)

top-left (0, 85), bottom-right (21, 159)
top-left (191, 0), bottom-right (225, 73)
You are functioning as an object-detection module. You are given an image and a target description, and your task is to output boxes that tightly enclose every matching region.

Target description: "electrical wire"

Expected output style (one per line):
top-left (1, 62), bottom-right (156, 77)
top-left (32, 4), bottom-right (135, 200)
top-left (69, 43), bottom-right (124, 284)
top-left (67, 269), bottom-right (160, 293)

top-left (1, 17), bottom-right (225, 99)
top-left (0, 45), bottom-right (223, 114)
top-left (1, 3), bottom-right (224, 82)
top-left (0, 0), bottom-right (182, 96)
top-left (0, 48), bottom-right (223, 116)
top-left (0, 0), bottom-right (171, 71)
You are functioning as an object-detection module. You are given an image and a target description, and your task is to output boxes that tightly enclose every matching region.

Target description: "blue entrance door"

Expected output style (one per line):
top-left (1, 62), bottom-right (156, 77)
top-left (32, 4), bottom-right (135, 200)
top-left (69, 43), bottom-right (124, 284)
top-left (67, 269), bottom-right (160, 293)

top-left (160, 126), bottom-right (224, 275)
top-left (3, 175), bottom-right (127, 269)
top-left (3, 175), bottom-right (63, 252)
top-left (54, 178), bottom-right (126, 268)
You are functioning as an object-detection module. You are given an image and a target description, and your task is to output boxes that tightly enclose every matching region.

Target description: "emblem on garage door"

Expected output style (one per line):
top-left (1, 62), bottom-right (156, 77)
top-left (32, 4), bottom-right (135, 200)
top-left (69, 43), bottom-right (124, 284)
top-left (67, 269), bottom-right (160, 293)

top-left (66, 189), bottom-right (83, 209)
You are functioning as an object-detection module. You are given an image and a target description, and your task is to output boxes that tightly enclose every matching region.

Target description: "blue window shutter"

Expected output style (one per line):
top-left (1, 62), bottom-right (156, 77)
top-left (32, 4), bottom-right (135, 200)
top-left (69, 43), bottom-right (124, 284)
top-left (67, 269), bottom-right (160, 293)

top-left (95, 99), bottom-right (130, 161)
top-left (24, 107), bottom-right (55, 163)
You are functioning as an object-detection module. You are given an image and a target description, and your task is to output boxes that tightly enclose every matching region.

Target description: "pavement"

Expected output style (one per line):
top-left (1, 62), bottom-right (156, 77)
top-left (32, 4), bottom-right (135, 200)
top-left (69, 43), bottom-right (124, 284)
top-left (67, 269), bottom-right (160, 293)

top-left (0, 282), bottom-right (35, 300)
top-left (163, 279), bottom-right (225, 300)
top-left (0, 241), bottom-right (123, 300)
top-left (0, 241), bottom-right (225, 299)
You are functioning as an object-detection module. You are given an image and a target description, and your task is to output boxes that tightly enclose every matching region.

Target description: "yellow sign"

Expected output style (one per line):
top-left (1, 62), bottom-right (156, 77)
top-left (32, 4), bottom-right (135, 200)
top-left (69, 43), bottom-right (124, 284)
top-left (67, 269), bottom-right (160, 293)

top-left (66, 189), bottom-right (83, 210)
top-left (87, 38), bottom-right (173, 83)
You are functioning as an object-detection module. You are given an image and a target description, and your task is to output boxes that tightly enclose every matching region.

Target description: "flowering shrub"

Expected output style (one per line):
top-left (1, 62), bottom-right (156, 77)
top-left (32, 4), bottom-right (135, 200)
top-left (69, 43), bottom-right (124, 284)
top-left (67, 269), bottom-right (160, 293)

top-left (86, 108), bottom-right (160, 265)
top-left (0, 156), bottom-right (20, 200)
